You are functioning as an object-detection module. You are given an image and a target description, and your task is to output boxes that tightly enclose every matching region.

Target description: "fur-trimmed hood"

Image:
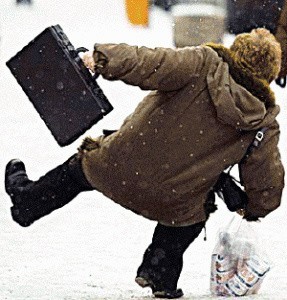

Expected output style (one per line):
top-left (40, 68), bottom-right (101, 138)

top-left (204, 43), bottom-right (280, 130)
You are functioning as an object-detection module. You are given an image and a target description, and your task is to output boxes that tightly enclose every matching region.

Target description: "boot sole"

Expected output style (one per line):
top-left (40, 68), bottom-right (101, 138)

top-left (135, 276), bottom-right (150, 288)
top-left (5, 159), bottom-right (27, 194)
top-left (11, 206), bottom-right (32, 227)
top-left (153, 288), bottom-right (184, 299)
top-left (135, 277), bottom-right (183, 299)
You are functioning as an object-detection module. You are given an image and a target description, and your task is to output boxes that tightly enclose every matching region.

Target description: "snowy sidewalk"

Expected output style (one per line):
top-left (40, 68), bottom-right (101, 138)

top-left (0, 0), bottom-right (286, 299)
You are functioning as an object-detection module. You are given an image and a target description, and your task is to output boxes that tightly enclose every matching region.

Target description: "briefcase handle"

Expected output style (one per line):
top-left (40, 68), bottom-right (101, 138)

top-left (75, 47), bottom-right (89, 55)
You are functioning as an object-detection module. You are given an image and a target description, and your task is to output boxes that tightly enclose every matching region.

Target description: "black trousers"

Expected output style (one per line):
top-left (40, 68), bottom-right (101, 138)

top-left (137, 221), bottom-right (205, 291)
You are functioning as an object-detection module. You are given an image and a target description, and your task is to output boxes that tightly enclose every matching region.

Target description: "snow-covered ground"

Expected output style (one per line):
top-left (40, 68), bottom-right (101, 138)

top-left (0, 0), bottom-right (286, 299)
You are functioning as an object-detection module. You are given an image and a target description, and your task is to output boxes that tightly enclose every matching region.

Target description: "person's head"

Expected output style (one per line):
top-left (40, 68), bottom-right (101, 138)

top-left (230, 28), bottom-right (281, 83)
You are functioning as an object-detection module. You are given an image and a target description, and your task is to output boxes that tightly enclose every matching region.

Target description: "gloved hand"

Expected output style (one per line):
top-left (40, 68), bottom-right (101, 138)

top-left (244, 215), bottom-right (259, 222)
top-left (275, 76), bottom-right (286, 88)
top-left (243, 211), bottom-right (260, 222)
top-left (236, 209), bottom-right (260, 221)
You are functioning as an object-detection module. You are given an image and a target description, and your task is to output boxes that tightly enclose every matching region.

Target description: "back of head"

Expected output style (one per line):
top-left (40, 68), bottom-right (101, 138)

top-left (230, 28), bottom-right (281, 83)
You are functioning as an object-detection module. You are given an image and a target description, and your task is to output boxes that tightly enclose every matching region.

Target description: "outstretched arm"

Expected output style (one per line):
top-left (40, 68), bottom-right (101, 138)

top-left (83, 43), bottom-right (206, 92)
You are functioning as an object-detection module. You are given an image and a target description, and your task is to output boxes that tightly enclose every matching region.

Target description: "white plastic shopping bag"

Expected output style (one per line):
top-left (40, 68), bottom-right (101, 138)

top-left (210, 216), bottom-right (271, 297)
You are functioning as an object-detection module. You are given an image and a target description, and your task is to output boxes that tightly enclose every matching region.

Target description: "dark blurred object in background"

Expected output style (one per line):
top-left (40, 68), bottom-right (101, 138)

top-left (152, 0), bottom-right (285, 35)
top-left (227, 0), bottom-right (285, 34)
top-left (16, 0), bottom-right (32, 4)
top-left (152, 0), bottom-right (180, 11)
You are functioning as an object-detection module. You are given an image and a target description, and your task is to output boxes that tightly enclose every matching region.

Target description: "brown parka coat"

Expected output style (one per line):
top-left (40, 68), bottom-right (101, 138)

top-left (276, 0), bottom-right (287, 77)
top-left (80, 43), bottom-right (284, 227)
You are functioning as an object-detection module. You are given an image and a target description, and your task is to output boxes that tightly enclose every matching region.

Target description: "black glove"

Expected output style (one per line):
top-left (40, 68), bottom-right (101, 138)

top-left (275, 76), bottom-right (286, 88)
top-left (214, 172), bottom-right (248, 212)
top-left (243, 213), bottom-right (259, 222)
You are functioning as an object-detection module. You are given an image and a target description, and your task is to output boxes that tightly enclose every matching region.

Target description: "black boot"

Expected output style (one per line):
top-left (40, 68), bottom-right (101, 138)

top-left (135, 222), bottom-right (205, 298)
top-left (5, 154), bottom-right (93, 227)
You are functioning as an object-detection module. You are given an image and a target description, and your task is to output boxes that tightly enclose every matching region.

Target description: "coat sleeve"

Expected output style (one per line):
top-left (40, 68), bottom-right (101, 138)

top-left (239, 121), bottom-right (285, 219)
top-left (92, 43), bottom-right (206, 91)
top-left (275, 1), bottom-right (287, 77)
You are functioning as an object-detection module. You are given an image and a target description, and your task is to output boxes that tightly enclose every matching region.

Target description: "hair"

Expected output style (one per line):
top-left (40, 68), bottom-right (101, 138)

top-left (230, 28), bottom-right (282, 82)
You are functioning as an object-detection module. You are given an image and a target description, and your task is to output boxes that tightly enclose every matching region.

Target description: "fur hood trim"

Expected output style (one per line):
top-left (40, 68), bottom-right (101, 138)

top-left (205, 43), bottom-right (276, 108)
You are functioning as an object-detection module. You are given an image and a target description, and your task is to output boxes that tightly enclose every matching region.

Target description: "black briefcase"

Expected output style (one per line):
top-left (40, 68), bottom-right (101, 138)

top-left (6, 25), bottom-right (113, 146)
